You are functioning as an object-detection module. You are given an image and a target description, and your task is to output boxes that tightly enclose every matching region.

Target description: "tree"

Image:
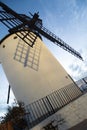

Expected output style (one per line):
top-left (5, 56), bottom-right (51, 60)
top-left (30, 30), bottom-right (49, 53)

top-left (1, 101), bottom-right (28, 130)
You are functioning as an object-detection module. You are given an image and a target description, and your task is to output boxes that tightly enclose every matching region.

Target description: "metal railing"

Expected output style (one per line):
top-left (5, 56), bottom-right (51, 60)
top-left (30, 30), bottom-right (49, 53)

top-left (25, 83), bottom-right (82, 129)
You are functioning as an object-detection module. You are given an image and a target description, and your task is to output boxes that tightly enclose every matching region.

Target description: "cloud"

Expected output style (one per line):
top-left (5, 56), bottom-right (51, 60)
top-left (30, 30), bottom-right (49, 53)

top-left (69, 64), bottom-right (79, 72)
top-left (0, 104), bottom-right (8, 117)
top-left (68, 50), bottom-right (87, 81)
top-left (0, 64), bottom-right (15, 116)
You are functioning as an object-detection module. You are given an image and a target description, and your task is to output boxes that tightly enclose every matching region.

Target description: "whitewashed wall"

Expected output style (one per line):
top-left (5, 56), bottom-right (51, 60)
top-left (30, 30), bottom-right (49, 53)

top-left (0, 31), bottom-right (74, 105)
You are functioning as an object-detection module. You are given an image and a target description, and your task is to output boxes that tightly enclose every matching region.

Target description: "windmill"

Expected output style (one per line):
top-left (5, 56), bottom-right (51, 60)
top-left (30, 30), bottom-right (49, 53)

top-left (0, 1), bottom-right (82, 111)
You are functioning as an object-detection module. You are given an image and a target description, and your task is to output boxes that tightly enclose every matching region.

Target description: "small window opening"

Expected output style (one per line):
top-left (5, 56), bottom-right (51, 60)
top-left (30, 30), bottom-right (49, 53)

top-left (13, 36), bottom-right (17, 39)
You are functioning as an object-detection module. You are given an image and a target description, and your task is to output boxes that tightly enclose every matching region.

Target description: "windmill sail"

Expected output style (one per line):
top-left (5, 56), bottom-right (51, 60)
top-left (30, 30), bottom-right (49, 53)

top-left (0, 1), bottom-right (83, 60)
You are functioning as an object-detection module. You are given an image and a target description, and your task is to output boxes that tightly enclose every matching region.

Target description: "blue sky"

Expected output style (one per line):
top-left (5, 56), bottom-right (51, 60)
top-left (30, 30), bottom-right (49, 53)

top-left (0, 0), bottom-right (87, 116)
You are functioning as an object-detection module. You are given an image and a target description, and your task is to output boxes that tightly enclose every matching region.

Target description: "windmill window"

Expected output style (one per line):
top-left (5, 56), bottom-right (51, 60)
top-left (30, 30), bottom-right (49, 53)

top-left (3, 45), bottom-right (5, 48)
top-left (13, 36), bottom-right (17, 39)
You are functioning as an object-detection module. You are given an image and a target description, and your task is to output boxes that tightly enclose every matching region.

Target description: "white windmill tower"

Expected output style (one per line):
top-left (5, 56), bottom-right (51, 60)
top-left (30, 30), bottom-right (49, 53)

top-left (0, 2), bottom-right (83, 129)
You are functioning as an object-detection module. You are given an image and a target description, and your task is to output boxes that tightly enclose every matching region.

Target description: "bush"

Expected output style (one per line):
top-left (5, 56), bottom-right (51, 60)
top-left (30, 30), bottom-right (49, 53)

top-left (1, 101), bottom-right (28, 130)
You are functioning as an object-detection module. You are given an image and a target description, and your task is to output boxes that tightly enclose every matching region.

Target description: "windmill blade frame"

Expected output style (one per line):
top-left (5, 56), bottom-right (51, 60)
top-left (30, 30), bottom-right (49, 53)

top-left (0, 1), bottom-right (83, 60)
